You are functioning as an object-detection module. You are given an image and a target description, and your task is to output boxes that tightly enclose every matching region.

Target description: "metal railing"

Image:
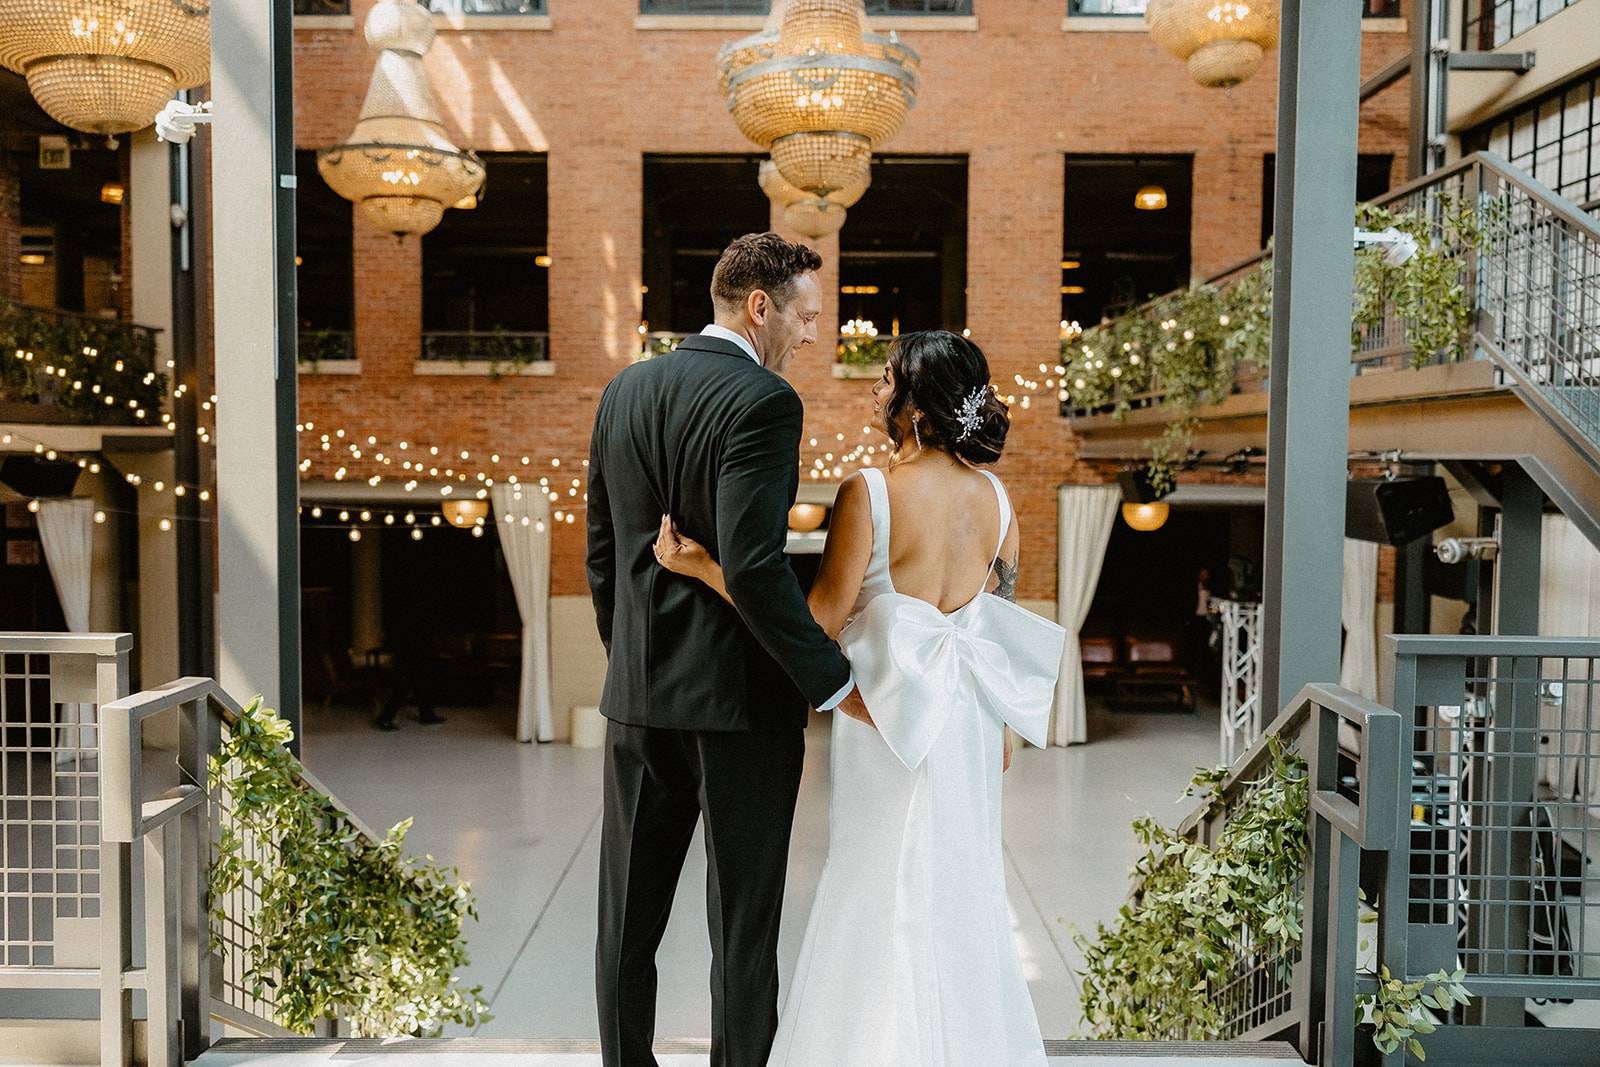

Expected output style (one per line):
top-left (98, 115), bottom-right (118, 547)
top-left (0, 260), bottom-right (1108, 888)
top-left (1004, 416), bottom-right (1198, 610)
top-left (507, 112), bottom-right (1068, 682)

top-left (1067, 0), bottom-right (1401, 16)
top-left (1194, 636), bottom-right (1600, 1064)
top-left (297, 328), bottom-right (354, 364)
top-left (1171, 682), bottom-right (1401, 1050)
top-left (0, 633), bottom-right (372, 1064)
top-left (420, 330), bottom-right (549, 365)
top-left (1216, 598), bottom-right (1264, 765)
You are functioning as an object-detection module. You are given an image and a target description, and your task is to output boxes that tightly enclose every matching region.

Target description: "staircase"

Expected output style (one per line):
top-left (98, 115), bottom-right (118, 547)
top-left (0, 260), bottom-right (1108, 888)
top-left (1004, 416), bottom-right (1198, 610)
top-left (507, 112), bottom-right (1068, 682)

top-left (1069, 151), bottom-right (1600, 549)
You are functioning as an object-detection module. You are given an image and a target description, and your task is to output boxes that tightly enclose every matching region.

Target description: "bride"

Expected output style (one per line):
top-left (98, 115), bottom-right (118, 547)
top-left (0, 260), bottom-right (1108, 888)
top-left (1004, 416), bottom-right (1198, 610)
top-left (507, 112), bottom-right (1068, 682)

top-left (652, 329), bottom-right (1065, 1066)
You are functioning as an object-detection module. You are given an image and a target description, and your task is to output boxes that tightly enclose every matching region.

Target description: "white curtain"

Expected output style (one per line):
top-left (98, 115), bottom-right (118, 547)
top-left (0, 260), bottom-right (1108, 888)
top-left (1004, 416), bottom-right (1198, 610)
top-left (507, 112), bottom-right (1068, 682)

top-left (1053, 485), bottom-right (1121, 746)
top-left (37, 498), bottom-right (94, 761)
top-left (1339, 538), bottom-right (1379, 700)
top-left (491, 484), bottom-right (554, 743)
top-left (1537, 514), bottom-right (1600, 802)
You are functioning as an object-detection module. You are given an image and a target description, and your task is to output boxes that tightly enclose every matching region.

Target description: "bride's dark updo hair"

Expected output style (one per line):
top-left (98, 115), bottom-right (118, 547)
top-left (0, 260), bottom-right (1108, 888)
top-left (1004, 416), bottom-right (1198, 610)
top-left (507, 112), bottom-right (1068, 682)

top-left (884, 330), bottom-right (1010, 466)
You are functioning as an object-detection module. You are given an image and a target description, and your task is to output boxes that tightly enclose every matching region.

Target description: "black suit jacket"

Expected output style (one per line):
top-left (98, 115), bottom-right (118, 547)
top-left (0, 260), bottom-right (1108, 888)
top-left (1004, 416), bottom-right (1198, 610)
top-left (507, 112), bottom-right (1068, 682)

top-left (586, 334), bottom-right (852, 731)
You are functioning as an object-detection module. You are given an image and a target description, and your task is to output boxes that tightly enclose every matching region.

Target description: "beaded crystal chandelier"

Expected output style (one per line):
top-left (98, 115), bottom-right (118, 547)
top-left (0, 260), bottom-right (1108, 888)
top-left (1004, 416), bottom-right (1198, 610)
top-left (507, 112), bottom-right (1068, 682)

top-left (718, 0), bottom-right (919, 198)
top-left (1146, 0), bottom-right (1279, 90)
top-left (759, 158), bottom-right (868, 240)
top-left (318, 0), bottom-right (484, 238)
top-left (0, 0), bottom-right (210, 134)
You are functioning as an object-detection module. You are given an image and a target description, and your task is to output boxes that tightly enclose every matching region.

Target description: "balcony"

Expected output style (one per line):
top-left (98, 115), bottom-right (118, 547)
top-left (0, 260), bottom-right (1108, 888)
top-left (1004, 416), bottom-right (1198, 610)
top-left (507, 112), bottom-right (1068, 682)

top-left (417, 330), bottom-right (553, 376)
top-left (297, 328), bottom-right (357, 375)
top-left (0, 302), bottom-right (167, 427)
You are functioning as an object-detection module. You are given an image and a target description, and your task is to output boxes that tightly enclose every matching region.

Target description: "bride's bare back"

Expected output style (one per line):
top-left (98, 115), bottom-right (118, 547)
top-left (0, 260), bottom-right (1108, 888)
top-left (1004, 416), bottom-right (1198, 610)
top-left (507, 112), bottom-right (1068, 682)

top-left (881, 458), bottom-right (1016, 613)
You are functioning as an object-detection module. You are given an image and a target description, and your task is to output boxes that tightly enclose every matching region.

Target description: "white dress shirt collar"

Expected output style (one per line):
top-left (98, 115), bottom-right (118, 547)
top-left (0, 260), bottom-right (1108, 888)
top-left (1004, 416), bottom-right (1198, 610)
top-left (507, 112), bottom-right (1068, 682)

top-left (700, 323), bottom-right (761, 366)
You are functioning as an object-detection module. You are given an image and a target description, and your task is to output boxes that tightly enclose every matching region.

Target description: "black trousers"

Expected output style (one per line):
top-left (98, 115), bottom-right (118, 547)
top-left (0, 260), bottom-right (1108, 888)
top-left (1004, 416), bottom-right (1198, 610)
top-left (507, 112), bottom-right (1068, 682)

top-left (596, 720), bottom-right (805, 1067)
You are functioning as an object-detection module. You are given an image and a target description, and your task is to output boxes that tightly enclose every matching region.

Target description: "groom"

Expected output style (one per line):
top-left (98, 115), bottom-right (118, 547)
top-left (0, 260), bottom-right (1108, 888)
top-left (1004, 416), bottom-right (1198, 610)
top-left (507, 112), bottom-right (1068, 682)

top-left (586, 232), bottom-right (868, 1067)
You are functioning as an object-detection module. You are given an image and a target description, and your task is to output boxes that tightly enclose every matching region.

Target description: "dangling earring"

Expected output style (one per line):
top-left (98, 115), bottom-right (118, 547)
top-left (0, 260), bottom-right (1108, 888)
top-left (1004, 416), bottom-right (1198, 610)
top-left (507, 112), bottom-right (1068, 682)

top-left (912, 415), bottom-right (924, 453)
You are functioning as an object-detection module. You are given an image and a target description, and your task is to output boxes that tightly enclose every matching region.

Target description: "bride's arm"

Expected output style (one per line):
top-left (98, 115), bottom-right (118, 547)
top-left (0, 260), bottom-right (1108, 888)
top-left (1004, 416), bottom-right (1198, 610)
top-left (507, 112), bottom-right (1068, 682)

top-left (651, 471), bottom-right (870, 640)
top-left (805, 472), bottom-right (873, 640)
top-left (989, 511), bottom-right (1022, 771)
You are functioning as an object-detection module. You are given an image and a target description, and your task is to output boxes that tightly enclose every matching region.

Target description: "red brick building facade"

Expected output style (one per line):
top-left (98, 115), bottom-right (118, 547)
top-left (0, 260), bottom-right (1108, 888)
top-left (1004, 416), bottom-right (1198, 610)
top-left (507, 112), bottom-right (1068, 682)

top-left (291, 1), bottom-right (1414, 602)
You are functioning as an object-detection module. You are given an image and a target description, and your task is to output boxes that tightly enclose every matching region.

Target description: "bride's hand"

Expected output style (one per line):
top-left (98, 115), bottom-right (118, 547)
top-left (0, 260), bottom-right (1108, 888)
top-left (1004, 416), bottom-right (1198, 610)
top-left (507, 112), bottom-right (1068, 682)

top-left (654, 515), bottom-right (712, 580)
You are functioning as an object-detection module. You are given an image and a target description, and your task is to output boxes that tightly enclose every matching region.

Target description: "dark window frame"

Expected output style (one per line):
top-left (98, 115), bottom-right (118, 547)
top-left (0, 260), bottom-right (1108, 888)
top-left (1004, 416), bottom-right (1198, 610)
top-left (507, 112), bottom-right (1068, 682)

top-left (1464, 69), bottom-right (1600, 209)
top-left (1463, 0), bottom-right (1580, 50)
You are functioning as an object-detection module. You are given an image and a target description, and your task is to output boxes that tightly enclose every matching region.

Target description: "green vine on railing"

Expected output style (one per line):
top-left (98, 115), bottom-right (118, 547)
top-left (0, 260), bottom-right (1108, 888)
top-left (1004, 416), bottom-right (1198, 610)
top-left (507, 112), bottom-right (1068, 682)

top-left (0, 299), bottom-right (166, 423)
top-left (208, 698), bottom-right (489, 1037)
top-left (1075, 737), bottom-right (1469, 1058)
top-left (1062, 195), bottom-right (1503, 494)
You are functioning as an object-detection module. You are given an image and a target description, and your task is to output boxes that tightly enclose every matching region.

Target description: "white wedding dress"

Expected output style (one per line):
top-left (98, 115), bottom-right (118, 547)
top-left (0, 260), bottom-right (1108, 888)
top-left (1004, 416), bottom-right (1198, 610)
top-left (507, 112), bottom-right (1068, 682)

top-left (767, 467), bottom-right (1066, 1067)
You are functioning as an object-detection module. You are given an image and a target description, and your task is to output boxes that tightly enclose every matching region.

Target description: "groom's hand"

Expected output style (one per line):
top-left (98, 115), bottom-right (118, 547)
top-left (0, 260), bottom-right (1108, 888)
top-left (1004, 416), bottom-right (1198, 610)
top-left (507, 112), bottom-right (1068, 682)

top-left (835, 686), bottom-right (875, 729)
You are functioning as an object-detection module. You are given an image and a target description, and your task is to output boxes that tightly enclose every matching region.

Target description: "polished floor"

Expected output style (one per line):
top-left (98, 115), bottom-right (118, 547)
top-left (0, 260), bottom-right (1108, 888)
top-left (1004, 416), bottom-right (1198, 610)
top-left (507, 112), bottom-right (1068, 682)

top-left (300, 695), bottom-right (1223, 1042)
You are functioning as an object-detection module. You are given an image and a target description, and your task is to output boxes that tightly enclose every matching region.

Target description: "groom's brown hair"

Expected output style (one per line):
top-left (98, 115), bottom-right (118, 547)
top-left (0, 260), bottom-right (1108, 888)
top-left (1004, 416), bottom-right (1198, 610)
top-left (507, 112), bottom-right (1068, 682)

top-left (711, 232), bottom-right (822, 313)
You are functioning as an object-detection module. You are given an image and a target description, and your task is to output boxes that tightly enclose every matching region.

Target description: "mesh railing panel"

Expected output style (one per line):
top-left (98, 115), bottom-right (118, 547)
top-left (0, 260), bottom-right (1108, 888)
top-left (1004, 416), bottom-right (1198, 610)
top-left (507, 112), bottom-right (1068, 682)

top-left (211, 741), bottom-right (283, 1025)
top-left (1477, 175), bottom-right (1600, 448)
top-left (0, 651), bottom-right (100, 969)
top-left (1407, 650), bottom-right (1600, 992)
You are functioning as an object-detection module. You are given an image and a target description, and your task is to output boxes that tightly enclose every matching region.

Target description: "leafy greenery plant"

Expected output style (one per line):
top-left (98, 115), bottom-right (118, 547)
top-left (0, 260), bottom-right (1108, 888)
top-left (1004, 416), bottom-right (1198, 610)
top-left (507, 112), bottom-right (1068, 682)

top-left (1062, 195), bottom-right (1501, 492)
top-left (0, 299), bottom-right (167, 422)
top-left (837, 335), bottom-right (893, 368)
top-left (208, 698), bottom-right (489, 1037)
top-left (1075, 737), bottom-right (1469, 1059)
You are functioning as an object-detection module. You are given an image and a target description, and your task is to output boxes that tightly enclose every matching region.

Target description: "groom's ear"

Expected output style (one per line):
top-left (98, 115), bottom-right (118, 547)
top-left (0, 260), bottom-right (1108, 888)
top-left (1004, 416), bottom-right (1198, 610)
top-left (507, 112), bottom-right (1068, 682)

top-left (745, 288), bottom-right (771, 327)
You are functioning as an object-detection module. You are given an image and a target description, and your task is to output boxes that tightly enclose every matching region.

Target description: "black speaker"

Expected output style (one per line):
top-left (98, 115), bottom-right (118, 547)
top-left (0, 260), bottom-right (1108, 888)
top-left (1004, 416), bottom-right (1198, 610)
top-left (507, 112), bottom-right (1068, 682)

top-left (0, 455), bottom-right (81, 499)
top-left (1345, 476), bottom-right (1454, 545)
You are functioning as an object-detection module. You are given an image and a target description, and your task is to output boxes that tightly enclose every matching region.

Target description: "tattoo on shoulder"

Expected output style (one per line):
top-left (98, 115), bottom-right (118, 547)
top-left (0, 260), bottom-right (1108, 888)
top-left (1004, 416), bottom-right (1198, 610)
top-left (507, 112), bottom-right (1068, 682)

top-left (993, 555), bottom-right (1018, 603)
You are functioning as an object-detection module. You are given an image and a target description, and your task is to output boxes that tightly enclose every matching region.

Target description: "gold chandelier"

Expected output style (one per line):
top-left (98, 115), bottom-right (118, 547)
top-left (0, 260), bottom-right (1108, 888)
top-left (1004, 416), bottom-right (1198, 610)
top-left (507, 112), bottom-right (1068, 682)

top-left (0, 0), bottom-right (210, 134)
top-left (1147, 0), bottom-right (1279, 90)
top-left (318, 0), bottom-right (484, 238)
top-left (718, 0), bottom-right (919, 198)
top-left (759, 158), bottom-right (868, 240)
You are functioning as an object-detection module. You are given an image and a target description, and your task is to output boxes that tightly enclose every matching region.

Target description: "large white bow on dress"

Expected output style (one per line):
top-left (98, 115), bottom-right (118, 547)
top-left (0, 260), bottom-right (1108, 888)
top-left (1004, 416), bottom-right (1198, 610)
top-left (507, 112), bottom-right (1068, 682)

top-left (839, 592), bottom-right (1067, 770)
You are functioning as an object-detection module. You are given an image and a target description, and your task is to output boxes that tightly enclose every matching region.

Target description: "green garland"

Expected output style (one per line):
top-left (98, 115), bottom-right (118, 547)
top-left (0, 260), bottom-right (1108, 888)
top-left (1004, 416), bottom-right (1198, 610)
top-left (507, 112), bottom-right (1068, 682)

top-left (0, 299), bottom-right (167, 423)
top-left (208, 698), bottom-right (489, 1037)
top-left (1062, 196), bottom-right (1501, 493)
top-left (1076, 737), bottom-right (1469, 1057)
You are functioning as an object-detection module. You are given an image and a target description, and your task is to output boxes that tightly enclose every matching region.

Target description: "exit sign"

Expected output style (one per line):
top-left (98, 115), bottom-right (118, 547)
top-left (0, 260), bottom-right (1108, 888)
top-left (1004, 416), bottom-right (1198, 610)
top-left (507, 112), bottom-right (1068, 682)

top-left (38, 135), bottom-right (70, 170)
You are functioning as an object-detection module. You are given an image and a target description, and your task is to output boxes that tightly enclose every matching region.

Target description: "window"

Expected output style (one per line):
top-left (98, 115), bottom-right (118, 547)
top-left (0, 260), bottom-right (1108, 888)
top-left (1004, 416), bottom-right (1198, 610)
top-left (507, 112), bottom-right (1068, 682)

top-left (1463, 0), bottom-right (1581, 50)
top-left (1062, 154), bottom-right (1191, 326)
top-left (640, 0), bottom-right (970, 13)
top-left (293, 0), bottom-right (348, 13)
top-left (838, 155), bottom-right (968, 338)
top-left (1466, 71), bottom-right (1600, 209)
top-left (295, 151), bottom-right (354, 361)
top-left (1068, 0), bottom-right (1400, 17)
top-left (422, 154), bottom-right (550, 362)
top-left (427, 0), bottom-right (547, 12)
top-left (642, 156), bottom-right (770, 333)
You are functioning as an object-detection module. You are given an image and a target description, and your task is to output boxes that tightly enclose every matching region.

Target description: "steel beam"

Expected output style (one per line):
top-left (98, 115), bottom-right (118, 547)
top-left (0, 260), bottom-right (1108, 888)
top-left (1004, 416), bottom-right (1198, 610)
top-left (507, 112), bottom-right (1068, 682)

top-left (1260, 0), bottom-right (1364, 716)
top-left (211, 0), bottom-right (302, 750)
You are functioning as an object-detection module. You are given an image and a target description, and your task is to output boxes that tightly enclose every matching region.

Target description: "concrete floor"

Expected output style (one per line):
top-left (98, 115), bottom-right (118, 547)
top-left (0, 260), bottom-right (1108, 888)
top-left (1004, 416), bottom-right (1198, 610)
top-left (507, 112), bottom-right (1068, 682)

top-left (299, 695), bottom-right (1224, 1042)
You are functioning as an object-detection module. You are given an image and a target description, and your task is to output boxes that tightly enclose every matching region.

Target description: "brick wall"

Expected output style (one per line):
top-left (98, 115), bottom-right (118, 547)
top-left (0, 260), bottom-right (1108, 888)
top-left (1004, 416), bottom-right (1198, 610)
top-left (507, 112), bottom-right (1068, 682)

top-left (292, 0), bottom-right (1413, 600)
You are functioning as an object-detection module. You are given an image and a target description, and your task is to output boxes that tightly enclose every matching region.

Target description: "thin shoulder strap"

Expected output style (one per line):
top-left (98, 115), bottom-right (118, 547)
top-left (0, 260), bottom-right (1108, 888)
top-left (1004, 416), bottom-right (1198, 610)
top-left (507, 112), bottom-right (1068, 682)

top-left (976, 469), bottom-right (1011, 596)
top-left (859, 466), bottom-right (891, 563)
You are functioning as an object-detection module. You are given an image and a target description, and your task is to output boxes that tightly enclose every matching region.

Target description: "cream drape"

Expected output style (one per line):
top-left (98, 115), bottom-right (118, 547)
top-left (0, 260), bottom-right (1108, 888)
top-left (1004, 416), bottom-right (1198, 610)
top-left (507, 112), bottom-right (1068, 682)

top-left (37, 498), bottom-right (94, 761)
top-left (1538, 514), bottom-right (1600, 803)
top-left (490, 484), bottom-right (554, 743)
top-left (1339, 538), bottom-right (1379, 700)
top-left (1053, 485), bottom-right (1121, 746)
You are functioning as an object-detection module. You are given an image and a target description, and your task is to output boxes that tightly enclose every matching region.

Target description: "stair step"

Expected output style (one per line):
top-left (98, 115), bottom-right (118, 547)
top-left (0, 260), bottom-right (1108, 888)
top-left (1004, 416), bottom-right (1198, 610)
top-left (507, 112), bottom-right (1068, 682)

top-left (191, 1037), bottom-right (1304, 1065)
